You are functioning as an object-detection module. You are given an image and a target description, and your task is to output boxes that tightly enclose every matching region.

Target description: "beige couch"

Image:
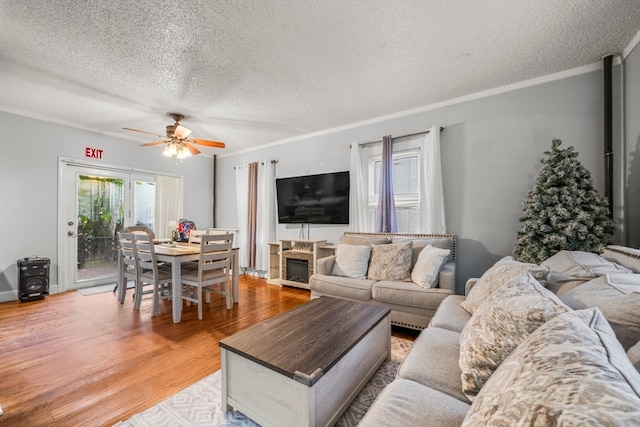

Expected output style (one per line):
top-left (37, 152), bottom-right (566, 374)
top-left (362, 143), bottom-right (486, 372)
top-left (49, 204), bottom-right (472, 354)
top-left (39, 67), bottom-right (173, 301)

top-left (358, 245), bottom-right (640, 426)
top-left (309, 232), bottom-right (457, 330)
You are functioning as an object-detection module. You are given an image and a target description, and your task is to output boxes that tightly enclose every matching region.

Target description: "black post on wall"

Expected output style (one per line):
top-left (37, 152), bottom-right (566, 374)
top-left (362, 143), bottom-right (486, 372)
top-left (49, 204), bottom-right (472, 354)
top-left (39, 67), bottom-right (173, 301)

top-left (213, 154), bottom-right (217, 227)
top-left (603, 54), bottom-right (614, 219)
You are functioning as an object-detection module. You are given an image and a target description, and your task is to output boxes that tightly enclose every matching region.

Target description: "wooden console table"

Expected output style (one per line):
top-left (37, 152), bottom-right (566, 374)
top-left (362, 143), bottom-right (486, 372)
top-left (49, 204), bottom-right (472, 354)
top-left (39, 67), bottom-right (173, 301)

top-left (220, 297), bottom-right (391, 427)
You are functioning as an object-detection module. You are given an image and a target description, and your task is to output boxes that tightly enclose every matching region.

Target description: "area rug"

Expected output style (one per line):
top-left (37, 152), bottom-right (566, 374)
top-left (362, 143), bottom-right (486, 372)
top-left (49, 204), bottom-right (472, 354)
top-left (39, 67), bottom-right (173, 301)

top-left (115, 336), bottom-right (413, 427)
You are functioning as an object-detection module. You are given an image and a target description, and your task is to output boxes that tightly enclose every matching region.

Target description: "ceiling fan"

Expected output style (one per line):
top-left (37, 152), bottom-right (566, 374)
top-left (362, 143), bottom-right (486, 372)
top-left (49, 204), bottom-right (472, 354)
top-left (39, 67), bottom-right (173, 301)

top-left (123, 113), bottom-right (225, 159)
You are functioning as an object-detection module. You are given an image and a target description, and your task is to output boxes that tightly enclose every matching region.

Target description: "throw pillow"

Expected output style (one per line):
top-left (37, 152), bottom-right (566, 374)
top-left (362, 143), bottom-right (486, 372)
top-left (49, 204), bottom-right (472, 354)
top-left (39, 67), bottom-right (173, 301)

top-left (460, 256), bottom-right (549, 314)
top-left (411, 245), bottom-right (451, 288)
top-left (330, 244), bottom-right (371, 279)
top-left (560, 273), bottom-right (640, 351)
top-left (462, 308), bottom-right (640, 426)
top-left (392, 237), bottom-right (452, 266)
top-left (367, 242), bottom-right (413, 281)
top-left (459, 274), bottom-right (569, 401)
top-left (541, 250), bottom-right (632, 295)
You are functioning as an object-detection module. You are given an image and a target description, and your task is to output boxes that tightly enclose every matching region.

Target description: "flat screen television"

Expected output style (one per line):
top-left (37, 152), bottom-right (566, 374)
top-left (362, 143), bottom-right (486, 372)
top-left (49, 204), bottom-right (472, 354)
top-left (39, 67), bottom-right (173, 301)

top-left (276, 171), bottom-right (350, 224)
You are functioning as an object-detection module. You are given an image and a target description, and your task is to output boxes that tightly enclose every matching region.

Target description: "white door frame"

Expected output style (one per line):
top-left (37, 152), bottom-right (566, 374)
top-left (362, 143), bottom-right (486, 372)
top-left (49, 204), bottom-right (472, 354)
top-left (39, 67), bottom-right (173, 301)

top-left (57, 158), bottom-right (163, 292)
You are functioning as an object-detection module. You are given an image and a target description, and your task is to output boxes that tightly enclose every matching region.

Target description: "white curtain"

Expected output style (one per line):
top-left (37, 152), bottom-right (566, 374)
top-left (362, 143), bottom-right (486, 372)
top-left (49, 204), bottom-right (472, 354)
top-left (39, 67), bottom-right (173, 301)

top-left (255, 160), bottom-right (276, 272)
top-left (155, 175), bottom-right (184, 239)
top-left (235, 165), bottom-right (249, 269)
top-left (349, 143), bottom-right (368, 231)
top-left (421, 125), bottom-right (447, 233)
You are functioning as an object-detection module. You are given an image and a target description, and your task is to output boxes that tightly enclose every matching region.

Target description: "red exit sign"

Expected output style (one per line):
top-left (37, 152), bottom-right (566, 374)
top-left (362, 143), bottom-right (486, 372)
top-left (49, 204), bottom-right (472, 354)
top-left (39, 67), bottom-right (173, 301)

top-left (85, 147), bottom-right (104, 159)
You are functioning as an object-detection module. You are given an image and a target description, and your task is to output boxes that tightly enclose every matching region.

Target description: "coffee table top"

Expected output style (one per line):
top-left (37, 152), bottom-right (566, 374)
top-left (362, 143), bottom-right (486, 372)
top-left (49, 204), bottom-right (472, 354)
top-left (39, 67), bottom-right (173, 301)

top-left (219, 296), bottom-right (390, 386)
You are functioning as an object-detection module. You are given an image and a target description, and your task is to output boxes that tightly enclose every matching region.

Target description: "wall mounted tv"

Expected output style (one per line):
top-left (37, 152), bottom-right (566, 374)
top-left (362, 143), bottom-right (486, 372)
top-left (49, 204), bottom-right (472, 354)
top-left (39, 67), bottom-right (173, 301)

top-left (276, 171), bottom-right (350, 224)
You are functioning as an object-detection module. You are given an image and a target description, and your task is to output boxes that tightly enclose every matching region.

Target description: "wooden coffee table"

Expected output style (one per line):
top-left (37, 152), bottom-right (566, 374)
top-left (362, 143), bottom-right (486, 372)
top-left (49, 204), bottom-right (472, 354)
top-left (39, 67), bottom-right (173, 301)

top-left (219, 296), bottom-right (391, 427)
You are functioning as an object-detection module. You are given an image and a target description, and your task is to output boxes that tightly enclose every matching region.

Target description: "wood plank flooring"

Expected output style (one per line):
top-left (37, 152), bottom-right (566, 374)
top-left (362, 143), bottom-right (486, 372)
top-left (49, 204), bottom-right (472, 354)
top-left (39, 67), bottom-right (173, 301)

top-left (0, 276), bottom-right (417, 426)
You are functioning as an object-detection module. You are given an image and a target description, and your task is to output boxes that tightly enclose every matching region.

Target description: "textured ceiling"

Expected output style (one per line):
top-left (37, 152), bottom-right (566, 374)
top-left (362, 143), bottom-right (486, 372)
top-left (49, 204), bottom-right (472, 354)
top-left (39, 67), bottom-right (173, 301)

top-left (1, 0), bottom-right (639, 155)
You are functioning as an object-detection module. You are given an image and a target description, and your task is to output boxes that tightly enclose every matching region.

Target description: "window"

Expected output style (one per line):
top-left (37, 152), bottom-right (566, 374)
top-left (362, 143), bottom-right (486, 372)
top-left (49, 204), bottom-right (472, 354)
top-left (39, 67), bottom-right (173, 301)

top-left (367, 148), bottom-right (420, 232)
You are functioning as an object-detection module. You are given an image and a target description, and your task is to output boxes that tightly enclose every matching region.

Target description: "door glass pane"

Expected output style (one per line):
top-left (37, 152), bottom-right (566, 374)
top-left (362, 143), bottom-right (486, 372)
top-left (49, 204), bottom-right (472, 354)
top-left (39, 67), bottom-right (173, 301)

top-left (134, 180), bottom-right (156, 231)
top-left (76, 175), bottom-right (124, 282)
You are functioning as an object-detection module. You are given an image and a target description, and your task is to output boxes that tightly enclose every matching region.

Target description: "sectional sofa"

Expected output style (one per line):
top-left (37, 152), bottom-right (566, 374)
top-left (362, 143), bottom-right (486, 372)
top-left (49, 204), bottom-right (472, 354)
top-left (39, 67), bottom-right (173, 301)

top-left (309, 231), bottom-right (457, 330)
top-left (357, 245), bottom-right (640, 426)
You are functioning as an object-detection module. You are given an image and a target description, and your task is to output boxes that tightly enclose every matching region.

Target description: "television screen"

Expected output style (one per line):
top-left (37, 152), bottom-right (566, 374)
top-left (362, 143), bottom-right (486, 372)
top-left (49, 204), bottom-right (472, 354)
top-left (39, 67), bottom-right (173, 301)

top-left (276, 171), bottom-right (350, 224)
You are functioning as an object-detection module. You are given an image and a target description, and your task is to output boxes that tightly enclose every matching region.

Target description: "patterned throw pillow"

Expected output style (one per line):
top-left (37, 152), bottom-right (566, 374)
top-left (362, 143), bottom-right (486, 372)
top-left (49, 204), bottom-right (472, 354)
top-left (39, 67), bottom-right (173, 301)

top-left (560, 273), bottom-right (640, 351)
top-left (460, 257), bottom-right (549, 314)
top-left (367, 242), bottom-right (413, 281)
top-left (330, 244), bottom-right (372, 279)
top-left (411, 245), bottom-right (451, 288)
top-left (459, 274), bottom-right (568, 400)
top-left (462, 308), bottom-right (640, 426)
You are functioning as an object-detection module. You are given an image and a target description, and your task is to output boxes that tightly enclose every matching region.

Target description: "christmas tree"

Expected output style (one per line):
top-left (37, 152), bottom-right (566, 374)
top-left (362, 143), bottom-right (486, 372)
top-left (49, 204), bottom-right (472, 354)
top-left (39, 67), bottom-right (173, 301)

top-left (513, 139), bottom-right (614, 264)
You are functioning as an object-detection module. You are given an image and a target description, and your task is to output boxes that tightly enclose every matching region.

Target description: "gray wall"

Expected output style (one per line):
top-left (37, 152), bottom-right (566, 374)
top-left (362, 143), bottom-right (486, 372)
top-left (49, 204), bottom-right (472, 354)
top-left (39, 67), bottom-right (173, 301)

top-left (0, 113), bottom-right (214, 301)
top-left (217, 58), bottom-right (639, 295)
top-left (623, 42), bottom-right (640, 246)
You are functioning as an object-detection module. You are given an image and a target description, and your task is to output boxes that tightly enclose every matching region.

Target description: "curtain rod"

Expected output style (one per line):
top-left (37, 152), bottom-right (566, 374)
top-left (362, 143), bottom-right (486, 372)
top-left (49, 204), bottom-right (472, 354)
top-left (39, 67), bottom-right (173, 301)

top-left (357, 126), bottom-right (445, 148)
top-left (233, 159), bottom-right (278, 169)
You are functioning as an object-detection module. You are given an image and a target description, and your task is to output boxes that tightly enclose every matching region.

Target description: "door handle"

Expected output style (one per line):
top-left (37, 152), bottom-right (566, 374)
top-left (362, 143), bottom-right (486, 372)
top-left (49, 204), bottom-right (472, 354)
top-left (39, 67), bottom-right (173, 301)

top-left (68, 231), bottom-right (76, 237)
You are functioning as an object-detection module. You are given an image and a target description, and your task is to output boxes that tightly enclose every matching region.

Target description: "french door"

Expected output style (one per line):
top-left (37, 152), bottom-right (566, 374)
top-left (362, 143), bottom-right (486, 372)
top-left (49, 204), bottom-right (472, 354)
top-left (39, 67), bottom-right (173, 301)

top-left (59, 161), bottom-right (155, 291)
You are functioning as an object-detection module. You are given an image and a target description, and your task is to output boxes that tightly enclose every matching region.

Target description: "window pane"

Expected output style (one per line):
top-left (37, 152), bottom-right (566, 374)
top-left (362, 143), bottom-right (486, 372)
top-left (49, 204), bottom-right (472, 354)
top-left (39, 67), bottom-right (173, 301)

top-left (393, 156), bottom-right (417, 194)
top-left (396, 207), bottom-right (418, 232)
top-left (134, 180), bottom-right (155, 231)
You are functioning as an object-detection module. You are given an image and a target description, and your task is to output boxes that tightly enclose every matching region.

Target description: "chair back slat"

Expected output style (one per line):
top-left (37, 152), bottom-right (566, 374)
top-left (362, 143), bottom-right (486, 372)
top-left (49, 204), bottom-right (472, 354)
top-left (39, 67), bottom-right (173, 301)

top-left (132, 233), bottom-right (159, 276)
top-left (118, 232), bottom-right (139, 276)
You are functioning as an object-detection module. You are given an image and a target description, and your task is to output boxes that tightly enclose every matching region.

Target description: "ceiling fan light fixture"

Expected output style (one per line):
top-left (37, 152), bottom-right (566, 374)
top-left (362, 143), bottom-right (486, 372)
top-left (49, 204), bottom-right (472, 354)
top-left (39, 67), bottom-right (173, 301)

top-left (163, 143), bottom-right (178, 157)
top-left (176, 144), bottom-right (191, 159)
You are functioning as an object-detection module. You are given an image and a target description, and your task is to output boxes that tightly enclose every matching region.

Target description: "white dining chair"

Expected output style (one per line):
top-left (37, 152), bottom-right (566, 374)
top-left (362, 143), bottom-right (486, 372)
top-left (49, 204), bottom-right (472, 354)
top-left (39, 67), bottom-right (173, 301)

top-left (181, 233), bottom-right (234, 319)
top-left (188, 229), bottom-right (207, 244)
top-left (132, 233), bottom-right (172, 316)
top-left (117, 232), bottom-right (139, 304)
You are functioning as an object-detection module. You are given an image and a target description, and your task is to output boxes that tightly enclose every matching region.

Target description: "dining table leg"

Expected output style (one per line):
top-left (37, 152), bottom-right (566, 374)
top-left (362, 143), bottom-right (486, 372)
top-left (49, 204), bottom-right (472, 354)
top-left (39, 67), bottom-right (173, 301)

top-left (171, 258), bottom-right (182, 323)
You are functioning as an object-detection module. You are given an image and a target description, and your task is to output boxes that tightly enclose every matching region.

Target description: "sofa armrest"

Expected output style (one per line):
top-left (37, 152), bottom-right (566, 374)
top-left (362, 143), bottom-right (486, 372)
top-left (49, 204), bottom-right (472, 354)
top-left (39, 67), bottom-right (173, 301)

top-left (465, 278), bottom-right (480, 296)
top-left (316, 255), bottom-right (336, 275)
top-left (438, 261), bottom-right (456, 292)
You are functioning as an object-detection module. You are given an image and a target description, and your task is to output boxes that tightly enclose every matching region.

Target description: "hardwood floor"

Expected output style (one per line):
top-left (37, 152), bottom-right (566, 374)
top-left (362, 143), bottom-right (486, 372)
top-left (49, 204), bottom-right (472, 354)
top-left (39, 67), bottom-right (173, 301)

top-left (0, 276), bottom-right (418, 426)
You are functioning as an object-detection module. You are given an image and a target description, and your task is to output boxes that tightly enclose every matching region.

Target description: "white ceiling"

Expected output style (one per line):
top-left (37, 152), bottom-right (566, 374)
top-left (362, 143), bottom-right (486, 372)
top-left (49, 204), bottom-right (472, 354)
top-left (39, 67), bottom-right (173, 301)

top-left (1, 0), bottom-right (639, 156)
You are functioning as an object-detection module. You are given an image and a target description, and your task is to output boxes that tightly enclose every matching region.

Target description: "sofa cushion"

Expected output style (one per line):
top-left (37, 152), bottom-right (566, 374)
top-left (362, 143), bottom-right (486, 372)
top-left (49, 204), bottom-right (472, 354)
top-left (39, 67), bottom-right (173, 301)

top-left (308, 274), bottom-right (374, 301)
top-left (392, 237), bottom-right (453, 266)
top-left (372, 281), bottom-right (453, 310)
top-left (397, 326), bottom-right (469, 403)
top-left (358, 378), bottom-right (470, 427)
top-left (460, 256), bottom-right (549, 314)
top-left (411, 245), bottom-right (451, 288)
top-left (367, 242), bottom-right (413, 281)
top-left (462, 308), bottom-right (640, 426)
top-left (560, 273), bottom-right (640, 351)
top-left (459, 274), bottom-right (569, 401)
top-left (428, 295), bottom-right (470, 332)
top-left (541, 250), bottom-right (632, 295)
top-left (330, 243), bottom-right (371, 279)
top-left (340, 235), bottom-right (391, 246)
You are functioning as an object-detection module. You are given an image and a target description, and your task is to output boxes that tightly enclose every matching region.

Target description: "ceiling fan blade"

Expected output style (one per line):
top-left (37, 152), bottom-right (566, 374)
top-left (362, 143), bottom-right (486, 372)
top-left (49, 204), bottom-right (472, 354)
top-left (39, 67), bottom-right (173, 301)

top-left (190, 139), bottom-right (226, 149)
top-left (123, 127), bottom-right (165, 138)
top-left (185, 143), bottom-right (201, 155)
top-left (140, 140), bottom-right (166, 147)
top-left (174, 124), bottom-right (192, 139)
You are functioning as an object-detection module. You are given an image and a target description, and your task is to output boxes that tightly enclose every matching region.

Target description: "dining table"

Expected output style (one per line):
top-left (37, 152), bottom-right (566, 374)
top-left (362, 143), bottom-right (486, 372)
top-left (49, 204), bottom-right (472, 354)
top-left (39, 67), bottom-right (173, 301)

top-left (118, 242), bottom-right (239, 323)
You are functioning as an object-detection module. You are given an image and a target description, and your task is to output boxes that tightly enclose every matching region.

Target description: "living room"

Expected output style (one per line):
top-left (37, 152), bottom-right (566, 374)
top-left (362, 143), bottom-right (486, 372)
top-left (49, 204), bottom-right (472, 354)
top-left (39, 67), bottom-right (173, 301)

top-left (1, 3), bottom-right (639, 300)
top-left (1, 1), bottom-right (640, 425)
